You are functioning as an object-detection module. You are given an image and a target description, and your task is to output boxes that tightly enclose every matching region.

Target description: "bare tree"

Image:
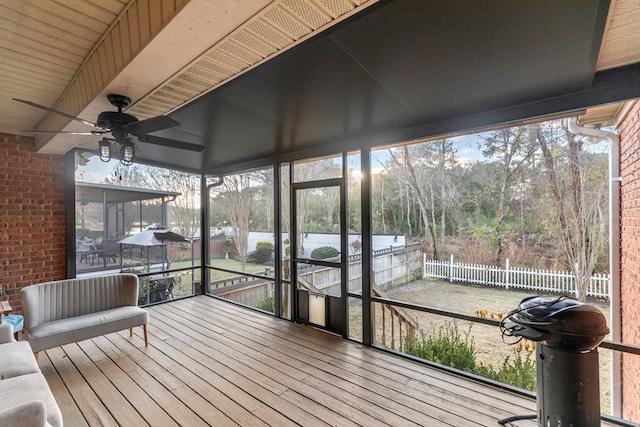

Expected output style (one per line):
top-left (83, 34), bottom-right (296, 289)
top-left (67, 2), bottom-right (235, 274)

top-left (536, 122), bottom-right (608, 301)
top-left (105, 163), bottom-right (200, 239)
top-left (434, 139), bottom-right (459, 256)
top-left (404, 183), bottom-right (412, 237)
top-left (386, 145), bottom-right (439, 259)
top-left (383, 140), bottom-right (458, 259)
top-left (159, 171), bottom-right (199, 239)
top-left (249, 169), bottom-right (274, 231)
top-left (99, 163), bottom-right (200, 241)
top-left (481, 127), bottom-right (537, 266)
top-left (439, 140), bottom-right (447, 253)
top-left (280, 167), bottom-right (308, 257)
top-left (104, 163), bottom-right (146, 187)
top-left (218, 173), bottom-right (253, 270)
top-left (372, 173), bottom-right (389, 234)
top-left (281, 159), bottom-right (340, 257)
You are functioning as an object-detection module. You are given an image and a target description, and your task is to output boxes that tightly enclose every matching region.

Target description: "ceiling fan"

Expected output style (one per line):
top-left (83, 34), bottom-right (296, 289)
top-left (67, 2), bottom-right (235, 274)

top-left (14, 94), bottom-right (204, 165)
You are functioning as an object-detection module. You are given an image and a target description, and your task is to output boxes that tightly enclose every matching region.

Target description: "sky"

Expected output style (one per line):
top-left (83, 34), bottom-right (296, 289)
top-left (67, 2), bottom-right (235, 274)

top-left (369, 131), bottom-right (490, 173)
top-left (76, 154), bottom-right (116, 183)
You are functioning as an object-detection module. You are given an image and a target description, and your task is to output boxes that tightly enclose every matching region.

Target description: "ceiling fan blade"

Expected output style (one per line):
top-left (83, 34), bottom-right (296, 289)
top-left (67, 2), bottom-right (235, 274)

top-left (122, 115), bottom-right (180, 136)
top-left (13, 98), bottom-right (97, 127)
top-left (21, 130), bottom-right (108, 135)
top-left (136, 134), bottom-right (205, 152)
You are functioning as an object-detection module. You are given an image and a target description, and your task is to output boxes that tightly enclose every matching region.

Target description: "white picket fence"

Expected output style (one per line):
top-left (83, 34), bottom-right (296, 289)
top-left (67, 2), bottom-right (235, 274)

top-left (423, 255), bottom-right (610, 300)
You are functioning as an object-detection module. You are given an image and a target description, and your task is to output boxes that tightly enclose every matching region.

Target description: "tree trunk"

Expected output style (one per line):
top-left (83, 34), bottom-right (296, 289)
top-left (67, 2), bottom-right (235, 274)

top-left (537, 125), bottom-right (607, 301)
top-left (440, 140), bottom-right (446, 257)
top-left (405, 184), bottom-right (412, 237)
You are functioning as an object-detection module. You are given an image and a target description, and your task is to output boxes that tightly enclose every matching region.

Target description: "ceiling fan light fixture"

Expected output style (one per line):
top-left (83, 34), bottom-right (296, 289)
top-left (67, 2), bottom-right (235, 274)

top-left (120, 140), bottom-right (135, 166)
top-left (99, 138), bottom-right (111, 162)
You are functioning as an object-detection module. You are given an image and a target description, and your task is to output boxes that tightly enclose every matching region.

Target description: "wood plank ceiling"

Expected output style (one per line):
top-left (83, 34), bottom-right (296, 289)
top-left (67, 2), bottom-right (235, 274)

top-left (0, 0), bottom-right (130, 135)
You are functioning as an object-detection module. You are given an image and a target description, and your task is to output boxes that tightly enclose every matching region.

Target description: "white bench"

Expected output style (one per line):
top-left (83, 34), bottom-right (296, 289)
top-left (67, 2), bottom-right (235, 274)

top-left (21, 273), bottom-right (149, 355)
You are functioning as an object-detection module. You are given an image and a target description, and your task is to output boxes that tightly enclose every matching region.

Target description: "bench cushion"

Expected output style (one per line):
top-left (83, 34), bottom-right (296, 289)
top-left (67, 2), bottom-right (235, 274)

top-left (0, 373), bottom-right (63, 427)
top-left (25, 306), bottom-right (148, 353)
top-left (0, 341), bottom-right (40, 380)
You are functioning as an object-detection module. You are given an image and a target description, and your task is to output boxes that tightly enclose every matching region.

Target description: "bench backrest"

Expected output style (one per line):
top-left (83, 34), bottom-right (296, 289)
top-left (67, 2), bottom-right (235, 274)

top-left (21, 274), bottom-right (139, 329)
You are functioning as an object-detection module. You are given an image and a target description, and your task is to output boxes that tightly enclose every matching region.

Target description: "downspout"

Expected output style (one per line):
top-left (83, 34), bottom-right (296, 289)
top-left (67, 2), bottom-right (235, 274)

top-left (566, 117), bottom-right (621, 417)
top-left (201, 176), bottom-right (224, 294)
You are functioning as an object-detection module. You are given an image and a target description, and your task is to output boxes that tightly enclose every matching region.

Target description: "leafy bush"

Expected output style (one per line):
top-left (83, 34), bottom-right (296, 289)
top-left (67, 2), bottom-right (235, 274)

top-left (255, 241), bottom-right (273, 250)
top-left (476, 348), bottom-right (537, 391)
top-left (311, 246), bottom-right (339, 260)
top-left (252, 291), bottom-right (284, 316)
top-left (404, 321), bottom-right (477, 372)
top-left (247, 241), bottom-right (274, 264)
top-left (404, 321), bottom-right (536, 392)
top-left (253, 294), bottom-right (275, 313)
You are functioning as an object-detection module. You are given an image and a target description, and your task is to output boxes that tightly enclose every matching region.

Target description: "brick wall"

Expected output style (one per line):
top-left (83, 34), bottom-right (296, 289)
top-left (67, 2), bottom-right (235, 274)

top-left (0, 132), bottom-right (67, 313)
top-left (619, 100), bottom-right (640, 420)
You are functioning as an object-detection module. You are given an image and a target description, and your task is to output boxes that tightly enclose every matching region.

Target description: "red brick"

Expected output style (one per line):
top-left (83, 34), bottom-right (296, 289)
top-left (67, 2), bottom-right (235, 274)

top-left (620, 100), bottom-right (640, 420)
top-left (0, 133), bottom-right (66, 314)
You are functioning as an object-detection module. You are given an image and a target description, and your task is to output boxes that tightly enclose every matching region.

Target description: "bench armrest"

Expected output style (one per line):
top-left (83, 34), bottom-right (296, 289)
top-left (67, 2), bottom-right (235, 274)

top-left (0, 323), bottom-right (15, 344)
top-left (0, 401), bottom-right (48, 427)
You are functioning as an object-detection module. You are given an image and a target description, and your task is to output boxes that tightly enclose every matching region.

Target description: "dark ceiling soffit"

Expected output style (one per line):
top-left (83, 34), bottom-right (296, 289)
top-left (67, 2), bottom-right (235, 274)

top-left (138, 60), bottom-right (640, 178)
top-left (306, 62), bottom-right (640, 157)
top-left (583, 0), bottom-right (612, 87)
top-left (203, 61), bottom-right (640, 177)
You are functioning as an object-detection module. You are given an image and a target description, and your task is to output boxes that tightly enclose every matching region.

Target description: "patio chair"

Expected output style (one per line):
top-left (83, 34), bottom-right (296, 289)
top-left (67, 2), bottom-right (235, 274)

top-left (77, 239), bottom-right (98, 264)
top-left (98, 240), bottom-right (119, 264)
top-left (139, 276), bottom-right (176, 305)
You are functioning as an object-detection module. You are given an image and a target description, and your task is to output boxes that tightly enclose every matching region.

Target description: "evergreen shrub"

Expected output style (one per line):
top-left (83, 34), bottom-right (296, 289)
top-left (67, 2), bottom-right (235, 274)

top-left (310, 246), bottom-right (339, 260)
top-left (247, 241), bottom-right (274, 264)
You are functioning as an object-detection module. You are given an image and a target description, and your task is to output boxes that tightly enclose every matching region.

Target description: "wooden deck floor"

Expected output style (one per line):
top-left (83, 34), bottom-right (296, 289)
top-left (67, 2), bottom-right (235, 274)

top-left (36, 296), bottom-right (569, 426)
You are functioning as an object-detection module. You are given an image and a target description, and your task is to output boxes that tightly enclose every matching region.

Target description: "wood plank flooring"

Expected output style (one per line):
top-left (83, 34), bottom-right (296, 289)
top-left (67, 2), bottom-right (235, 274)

top-left (36, 295), bottom-right (598, 426)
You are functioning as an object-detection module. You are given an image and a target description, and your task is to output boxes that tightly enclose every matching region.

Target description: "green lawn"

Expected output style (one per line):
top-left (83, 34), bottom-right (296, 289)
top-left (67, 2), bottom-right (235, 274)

top-left (172, 258), bottom-right (273, 282)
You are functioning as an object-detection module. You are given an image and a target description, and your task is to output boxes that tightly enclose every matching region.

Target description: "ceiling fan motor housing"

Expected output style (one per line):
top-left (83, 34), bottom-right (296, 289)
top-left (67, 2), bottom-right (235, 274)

top-left (96, 111), bottom-right (138, 131)
top-left (99, 94), bottom-right (137, 135)
top-left (106, 94), bottom-right (132, 110)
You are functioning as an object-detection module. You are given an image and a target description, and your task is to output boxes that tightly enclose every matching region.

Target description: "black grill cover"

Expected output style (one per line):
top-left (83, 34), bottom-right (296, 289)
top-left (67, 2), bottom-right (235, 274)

top-left (509, 296), bottom-right (609, 352)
